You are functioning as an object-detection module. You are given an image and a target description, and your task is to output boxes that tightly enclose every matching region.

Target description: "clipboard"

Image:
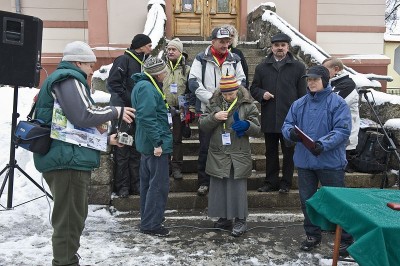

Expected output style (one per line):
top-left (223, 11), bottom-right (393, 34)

top-left (294, 125), bottom-right (316, 151)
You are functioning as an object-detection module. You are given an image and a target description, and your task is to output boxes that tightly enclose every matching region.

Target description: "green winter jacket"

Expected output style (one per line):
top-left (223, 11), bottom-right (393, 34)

top-left (162, 57), bottom-right (190, 107)
top-left (33, 61), bottom-right (100, 173)
top-left (131, 73), bottom-right (173, 155)
top-left (199, 87), bottom-right (260, 179)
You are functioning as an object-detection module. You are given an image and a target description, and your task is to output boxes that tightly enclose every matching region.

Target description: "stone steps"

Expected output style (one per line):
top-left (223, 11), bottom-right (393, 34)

top-left (110, 171), bottom-right (395, 211)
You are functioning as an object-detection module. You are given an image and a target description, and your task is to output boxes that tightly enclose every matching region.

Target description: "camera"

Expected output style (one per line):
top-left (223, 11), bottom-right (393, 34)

top-left (117, 132), bottom-right (133, 146)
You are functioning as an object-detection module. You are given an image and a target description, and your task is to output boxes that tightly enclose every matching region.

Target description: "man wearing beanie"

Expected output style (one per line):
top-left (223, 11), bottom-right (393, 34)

top-left (199, 75), bottom-right (260, 237)
top-left (107, 33), bottom-right (152, 198)
top-left (33, 41), bottom-right (135, 265)
top-left (131, 56), bottom-right (173, 237)
top-left (250, 32), bottom-right (307, 194)
top-left (188, 26), bottom-right (246, 196)
top-left (162, 38), bottom-right (193, 180)
top-left (282, 65), bottom-right (354, 254)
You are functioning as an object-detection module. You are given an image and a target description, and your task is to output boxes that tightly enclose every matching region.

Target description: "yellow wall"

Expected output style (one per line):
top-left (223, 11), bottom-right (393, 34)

top-left (385, 41), bottom-right (400, 90)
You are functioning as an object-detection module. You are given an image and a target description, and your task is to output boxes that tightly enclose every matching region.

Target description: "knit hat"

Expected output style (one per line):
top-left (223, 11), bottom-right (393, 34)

top-left (62, 41), bottom-right (96, 62)
top-left (211, 27), bottom-right (231, 39)
top-left (130, 34), bottom-right (152, 50)
top-left (219, 75), bottom-right (239, 93)
top-left (143, 56), bottom-right (167, 76)
top-left (271, 33), bottom-right (291, 44)
top-left (303, 65), bottom-right (330, 88)
top-left (167, 38), bottom-right (183, 53)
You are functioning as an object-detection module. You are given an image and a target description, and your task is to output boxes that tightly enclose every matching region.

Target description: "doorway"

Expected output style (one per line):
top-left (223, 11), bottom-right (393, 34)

top-left (171, 0), bottom-right (240, 40)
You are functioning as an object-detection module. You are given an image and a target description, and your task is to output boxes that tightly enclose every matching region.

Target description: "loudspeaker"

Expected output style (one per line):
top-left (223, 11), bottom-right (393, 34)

top-left (0, 11), bottom-right (43, 87)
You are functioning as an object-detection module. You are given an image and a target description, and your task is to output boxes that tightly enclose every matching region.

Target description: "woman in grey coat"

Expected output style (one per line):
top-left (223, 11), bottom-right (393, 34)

top-left (199, 75), bottom-right (260, 236)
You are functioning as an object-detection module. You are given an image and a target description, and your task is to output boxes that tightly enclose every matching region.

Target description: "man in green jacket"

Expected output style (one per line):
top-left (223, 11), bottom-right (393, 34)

top-left (131, 56), bottom-right (173, 237)
top-left (34, 41), bottom-right (134, 266)
top-left (162, 38), bottom-right (192, 180)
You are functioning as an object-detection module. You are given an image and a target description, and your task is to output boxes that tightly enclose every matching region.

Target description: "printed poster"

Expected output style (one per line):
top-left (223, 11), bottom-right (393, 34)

top-left (50, 100), bottom-right (108, 151)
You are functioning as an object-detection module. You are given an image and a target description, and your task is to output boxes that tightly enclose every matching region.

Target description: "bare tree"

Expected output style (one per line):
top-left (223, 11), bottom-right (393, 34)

top-left (386, 0), bottom-right (400, 32)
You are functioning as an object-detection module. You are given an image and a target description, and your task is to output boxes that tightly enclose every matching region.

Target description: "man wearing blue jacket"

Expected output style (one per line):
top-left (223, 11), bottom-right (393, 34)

top-left (282, 65), bottom-right (354, 256)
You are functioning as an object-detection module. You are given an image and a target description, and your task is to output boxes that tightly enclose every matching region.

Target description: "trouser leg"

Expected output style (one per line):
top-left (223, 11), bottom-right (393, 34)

top-left (139, 154), bottom-right (170, 230)
top-left (198, 128), bottom-right (211, 187)
top-left (279, 134), bottom-right (295, 189)
top-left (171, 114), bottom-right (183, 172)
top-left (297, 168), bottom-right (321, 239)
top-left (264, 133), bottom-right (280, 188)
top-left (43, 169), bottom-right (90, 266)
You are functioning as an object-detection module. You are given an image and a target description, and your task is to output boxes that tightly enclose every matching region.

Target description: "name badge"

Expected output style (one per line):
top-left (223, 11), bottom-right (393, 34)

top-left (167, 113), bottom-right (173, 125)
top-left (170, 83), bottom-right (178, 94)
top-left (222, 132), bottom-right (231, 145)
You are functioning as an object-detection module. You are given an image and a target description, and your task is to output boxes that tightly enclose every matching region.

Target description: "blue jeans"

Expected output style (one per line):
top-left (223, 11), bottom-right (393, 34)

top-left (297, 168), bottom-right (353, 243)
top-left (139, 153), bottom-right (170, 231)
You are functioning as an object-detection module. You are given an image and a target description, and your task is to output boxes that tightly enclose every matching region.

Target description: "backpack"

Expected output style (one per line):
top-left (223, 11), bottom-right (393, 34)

top-left (349, 129), bottom-right (389, 173)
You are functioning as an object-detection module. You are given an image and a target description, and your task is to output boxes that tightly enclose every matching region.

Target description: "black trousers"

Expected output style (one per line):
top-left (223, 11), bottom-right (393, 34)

top-left (264, 132), bottom-right (295, 189)
top-left (170, 113), bottom-right (183, 172)
top-left (198, 128), bottom-right (211, 187)
top-left (112, 120), bottom-right (141, 194)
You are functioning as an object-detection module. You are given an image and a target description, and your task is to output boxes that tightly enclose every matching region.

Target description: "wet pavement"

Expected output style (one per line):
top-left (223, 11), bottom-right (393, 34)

top-left (106, 209), bottom-right (358, 266)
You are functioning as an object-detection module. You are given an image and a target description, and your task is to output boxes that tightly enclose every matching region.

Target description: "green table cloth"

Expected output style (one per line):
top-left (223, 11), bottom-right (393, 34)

top-left (306, 187), bottom-right (400, 266)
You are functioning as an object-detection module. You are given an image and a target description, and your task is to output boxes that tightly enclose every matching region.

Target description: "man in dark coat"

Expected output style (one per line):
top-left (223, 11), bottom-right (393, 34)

top-left (250, 33), bottom-right (307, 193)
top-left (107, 34), bottom-right (152, 197)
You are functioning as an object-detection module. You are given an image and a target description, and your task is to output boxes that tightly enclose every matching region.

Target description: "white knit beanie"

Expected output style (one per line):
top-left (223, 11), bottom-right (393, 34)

top-left (62, 41), bottom-right (97, 62)
top-left (167, 38), bottom-right (183, 53)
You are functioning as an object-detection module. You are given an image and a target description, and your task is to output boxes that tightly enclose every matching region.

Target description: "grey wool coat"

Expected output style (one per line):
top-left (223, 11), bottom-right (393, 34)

top-left (199, 87), bottom-right (261, 179)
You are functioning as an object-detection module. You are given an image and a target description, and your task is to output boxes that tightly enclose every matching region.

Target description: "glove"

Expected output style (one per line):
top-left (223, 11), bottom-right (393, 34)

top-left (289, 128), bottom-right (301, 142)
top-left (231, 111), bottom-right (250, 132)
top-left (236, 130), bottom-right (246, 137)
top-left (185, 111), bottom-right (196, 124)
top-left (311, 141), bottom-right (324, 156)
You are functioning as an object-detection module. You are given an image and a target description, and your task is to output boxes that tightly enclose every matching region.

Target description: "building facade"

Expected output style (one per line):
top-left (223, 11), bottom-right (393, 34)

top-left (0, 0), bottom-right (390, 88)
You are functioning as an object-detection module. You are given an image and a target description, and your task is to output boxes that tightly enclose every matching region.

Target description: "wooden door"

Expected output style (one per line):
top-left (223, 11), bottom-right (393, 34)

top-left (172, 0), bottom-right (239, 40)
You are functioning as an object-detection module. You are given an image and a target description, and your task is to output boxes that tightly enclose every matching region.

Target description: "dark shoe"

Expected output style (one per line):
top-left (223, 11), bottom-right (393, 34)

top-left (257, 185), bottom-right (278, 192)
top-left (118, 187), bottom-right (129, 198)
top-left (279, 187), bottom-right (290, 194)
top-left (339, 241), bottom-right (353, 257)
top-left (172, 169), bottom-right (183, 180)
top-left (345, 164), bottom-right (355, 173)
top-left (197, 185), bottom-right (209, 196)
top-left (214, 218), bottom-right (233, 230)
top-left (140, 226), bottom-right (170, 237)
top-left (231, 218), bottom-right (247, 237)
top-left (300, 236), bottom-right (321, 251)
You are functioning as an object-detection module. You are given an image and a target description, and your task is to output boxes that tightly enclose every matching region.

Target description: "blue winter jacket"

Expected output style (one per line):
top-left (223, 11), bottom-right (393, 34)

top-left (282, 85), bottom-right (351, 170)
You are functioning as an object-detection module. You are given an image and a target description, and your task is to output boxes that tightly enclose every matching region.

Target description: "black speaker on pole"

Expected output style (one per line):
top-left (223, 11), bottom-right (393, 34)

top-left (0, 10), bottom-right (43, 88)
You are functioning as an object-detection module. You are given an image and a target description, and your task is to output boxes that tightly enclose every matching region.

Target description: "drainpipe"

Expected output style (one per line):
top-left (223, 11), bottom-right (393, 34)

top-left (15, 0), bottom-right (21, 13)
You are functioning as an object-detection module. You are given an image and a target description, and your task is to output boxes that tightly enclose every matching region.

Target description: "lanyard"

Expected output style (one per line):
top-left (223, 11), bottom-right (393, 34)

top-left (168, 54), bottom-right (182, 72)
top-left (125, 50), bottom-right (144, 66)
top-left (212, 55), bottom-right (221, 67)
top-left (144, 71), bottom-right (170, 110)
top-left (223, 97), bottom-right (238, 130)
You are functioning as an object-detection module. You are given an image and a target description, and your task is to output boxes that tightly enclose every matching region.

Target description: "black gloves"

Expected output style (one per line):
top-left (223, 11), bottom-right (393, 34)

top-left (289, 128), bottom-right (301, 142)
top-left (311, 141), bottom-right (323, 156)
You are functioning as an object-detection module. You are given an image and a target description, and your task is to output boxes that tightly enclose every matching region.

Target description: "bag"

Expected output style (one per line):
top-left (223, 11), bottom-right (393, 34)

top-left (14, 119), bottom-right (51, 155)
top-left (349, 129), bottom-right (388, 173)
